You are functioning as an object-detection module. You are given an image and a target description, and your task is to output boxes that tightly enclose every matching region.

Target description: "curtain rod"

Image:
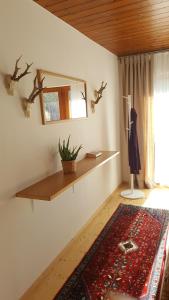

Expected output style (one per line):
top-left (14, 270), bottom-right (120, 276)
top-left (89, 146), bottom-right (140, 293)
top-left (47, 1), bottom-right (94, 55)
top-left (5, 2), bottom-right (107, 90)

top-left (119, 47), bottom-right (169, 58)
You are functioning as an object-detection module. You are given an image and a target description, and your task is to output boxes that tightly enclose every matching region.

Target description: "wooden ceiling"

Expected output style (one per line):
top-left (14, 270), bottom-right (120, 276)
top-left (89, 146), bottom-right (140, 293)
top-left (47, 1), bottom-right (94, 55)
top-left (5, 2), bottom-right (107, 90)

top-left (34, 0), bottom-right (169, 56)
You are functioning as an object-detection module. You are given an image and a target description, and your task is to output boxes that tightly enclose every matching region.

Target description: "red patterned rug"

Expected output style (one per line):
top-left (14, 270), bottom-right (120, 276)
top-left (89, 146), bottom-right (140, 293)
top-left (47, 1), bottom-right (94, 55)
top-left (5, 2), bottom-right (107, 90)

top-left (54, 204), bottom-right (169, 300)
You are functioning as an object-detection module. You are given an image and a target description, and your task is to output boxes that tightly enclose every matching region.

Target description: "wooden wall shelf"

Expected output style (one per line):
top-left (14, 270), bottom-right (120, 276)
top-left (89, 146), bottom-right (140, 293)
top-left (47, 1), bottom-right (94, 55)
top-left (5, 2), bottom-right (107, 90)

top-left (16, 151), bottom-right (119, 201)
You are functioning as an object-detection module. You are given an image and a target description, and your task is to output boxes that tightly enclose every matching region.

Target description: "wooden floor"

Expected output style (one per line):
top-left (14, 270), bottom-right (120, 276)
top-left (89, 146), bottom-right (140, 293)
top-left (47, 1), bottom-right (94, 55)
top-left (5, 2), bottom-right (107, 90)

top-left (21, 184), bottom-right (169, 300)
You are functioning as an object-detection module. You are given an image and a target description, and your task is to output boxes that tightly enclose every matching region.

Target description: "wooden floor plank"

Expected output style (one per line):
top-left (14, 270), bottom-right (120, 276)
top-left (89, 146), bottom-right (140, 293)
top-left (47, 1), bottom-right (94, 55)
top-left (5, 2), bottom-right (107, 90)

top-left (21, 184), bottom-right (169, 300)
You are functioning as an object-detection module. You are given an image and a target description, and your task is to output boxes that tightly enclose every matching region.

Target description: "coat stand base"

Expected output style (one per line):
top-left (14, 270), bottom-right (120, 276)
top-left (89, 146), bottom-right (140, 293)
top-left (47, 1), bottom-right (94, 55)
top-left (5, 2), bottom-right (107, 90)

top-left (121, 189), bottom-right (144, 199)
top-left (120, 174), bottom-right (145, 199)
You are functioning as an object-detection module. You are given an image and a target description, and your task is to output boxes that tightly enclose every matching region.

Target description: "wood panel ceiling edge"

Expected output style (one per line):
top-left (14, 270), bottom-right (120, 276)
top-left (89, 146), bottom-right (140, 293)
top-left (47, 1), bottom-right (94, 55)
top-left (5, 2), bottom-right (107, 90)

top-left (34, 0), bottom-right (169, 56)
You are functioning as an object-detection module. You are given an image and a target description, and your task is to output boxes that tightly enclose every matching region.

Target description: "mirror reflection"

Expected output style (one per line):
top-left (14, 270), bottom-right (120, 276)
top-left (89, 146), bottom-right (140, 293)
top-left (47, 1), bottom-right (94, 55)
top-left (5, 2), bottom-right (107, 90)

top-left (37, 70), bottom-right (87, 124)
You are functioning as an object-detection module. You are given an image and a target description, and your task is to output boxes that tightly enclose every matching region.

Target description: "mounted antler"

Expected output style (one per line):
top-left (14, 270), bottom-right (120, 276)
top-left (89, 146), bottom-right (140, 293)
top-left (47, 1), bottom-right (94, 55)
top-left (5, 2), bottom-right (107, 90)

top-left (81, 91), bottom-right (86, 101)
top-left (23, 74), bottom-right (45, 118)
top-left (27, 74), bottom-right (45, 103)
top-left (94, 81), bottom-right (107, 104)
top-left (11, 56), bottom-right (33, 81)
top-left (6, 56), bottom-right (33, 95)
top-left (91, 81), bottom-right (107, 112)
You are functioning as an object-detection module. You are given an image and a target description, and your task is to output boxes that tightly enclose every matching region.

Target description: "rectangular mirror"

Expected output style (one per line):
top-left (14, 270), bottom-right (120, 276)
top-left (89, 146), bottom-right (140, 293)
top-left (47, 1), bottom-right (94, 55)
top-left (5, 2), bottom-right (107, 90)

top-left (37, 70), bottom-right (87, 124)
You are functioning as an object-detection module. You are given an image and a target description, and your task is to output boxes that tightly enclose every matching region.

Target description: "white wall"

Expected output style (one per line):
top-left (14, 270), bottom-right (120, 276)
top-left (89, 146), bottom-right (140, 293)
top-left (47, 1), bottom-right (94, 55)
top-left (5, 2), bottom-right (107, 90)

top-left (0, 0), bottom-right (121, 299)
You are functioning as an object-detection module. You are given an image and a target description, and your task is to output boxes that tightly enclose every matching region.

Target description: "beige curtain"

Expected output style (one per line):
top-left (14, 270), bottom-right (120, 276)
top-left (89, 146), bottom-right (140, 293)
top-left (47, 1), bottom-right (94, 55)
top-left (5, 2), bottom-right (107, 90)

top-left (119, 54), bottom-right (154, 188)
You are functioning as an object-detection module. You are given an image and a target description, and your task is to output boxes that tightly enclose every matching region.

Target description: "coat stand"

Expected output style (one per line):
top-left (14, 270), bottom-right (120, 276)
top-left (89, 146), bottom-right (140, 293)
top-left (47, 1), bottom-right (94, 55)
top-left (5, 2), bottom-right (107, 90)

top-left (120, 95), bottom-right (144, 199)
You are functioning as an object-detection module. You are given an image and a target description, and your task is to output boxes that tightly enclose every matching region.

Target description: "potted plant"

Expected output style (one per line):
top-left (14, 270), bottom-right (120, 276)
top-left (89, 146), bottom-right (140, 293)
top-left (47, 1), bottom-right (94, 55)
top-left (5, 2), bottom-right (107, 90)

top-left (58, 136), bottom-right (82, 174)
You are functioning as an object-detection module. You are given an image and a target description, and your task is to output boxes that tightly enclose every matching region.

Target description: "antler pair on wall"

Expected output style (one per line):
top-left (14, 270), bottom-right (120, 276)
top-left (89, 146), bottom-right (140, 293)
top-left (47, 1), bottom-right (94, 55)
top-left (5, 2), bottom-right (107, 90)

top-left (6, 56), bottom-right (45, 118)
top-left (23, 75), bottom-right (45, 118)
top-left (91, 81), bottom-right (107, 113)
top-left (7, 56), bottom-right (33, 95)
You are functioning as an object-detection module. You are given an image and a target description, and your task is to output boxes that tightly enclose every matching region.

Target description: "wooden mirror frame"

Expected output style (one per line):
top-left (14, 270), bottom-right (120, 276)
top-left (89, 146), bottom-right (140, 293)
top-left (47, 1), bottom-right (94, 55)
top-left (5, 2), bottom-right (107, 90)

top-left (37, 69), bottom-right (87, 125)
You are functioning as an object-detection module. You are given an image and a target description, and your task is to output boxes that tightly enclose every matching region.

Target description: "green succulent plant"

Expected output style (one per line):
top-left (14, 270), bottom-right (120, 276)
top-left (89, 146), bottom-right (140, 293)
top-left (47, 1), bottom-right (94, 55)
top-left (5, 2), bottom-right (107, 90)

top-left (58, 136), bottom-right (82, 161)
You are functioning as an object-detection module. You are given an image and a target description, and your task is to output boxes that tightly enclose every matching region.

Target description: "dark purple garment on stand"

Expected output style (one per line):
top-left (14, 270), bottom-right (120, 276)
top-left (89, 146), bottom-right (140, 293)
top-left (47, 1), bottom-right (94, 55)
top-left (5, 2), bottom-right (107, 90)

top-left (128, 108), bottom-right (141, 174)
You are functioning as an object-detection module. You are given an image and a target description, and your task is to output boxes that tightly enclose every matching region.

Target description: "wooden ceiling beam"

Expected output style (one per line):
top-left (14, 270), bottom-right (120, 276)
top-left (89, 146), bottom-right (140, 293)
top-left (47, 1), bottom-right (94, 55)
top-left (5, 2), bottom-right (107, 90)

top-left (72, 9), bottom-right (169, 32)
top-left (87, 25), bottom-right (169, 41)
top-left (56, 1), bottom-right (169, 22)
